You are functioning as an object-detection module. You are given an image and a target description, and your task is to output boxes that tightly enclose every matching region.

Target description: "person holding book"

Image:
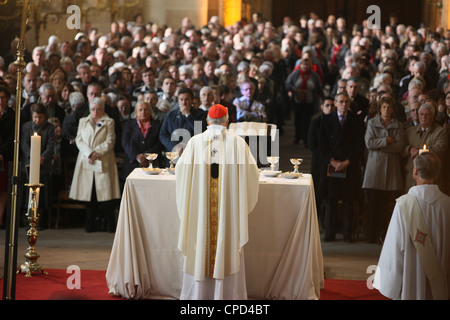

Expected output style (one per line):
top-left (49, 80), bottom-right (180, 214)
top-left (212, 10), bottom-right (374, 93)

top-left (319, 92), bottom-right (365, 242)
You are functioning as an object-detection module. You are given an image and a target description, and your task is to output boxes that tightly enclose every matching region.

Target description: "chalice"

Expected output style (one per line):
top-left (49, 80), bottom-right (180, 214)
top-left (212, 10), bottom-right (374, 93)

top-left (145, 153), bottom-right (158, 168)
top-left (290, 158), bottom-right (303, 173)
top-left (165, 151), bottom-right (179, 169)
top-left (267, 156), bottom-right (280, 172)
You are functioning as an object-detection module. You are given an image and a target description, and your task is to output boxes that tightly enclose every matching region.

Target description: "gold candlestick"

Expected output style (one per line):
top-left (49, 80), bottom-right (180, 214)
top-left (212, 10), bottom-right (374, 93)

top-left (17, 184), bottom-right (47, 277)
top-left (3, 0), bottom-right (32, 300)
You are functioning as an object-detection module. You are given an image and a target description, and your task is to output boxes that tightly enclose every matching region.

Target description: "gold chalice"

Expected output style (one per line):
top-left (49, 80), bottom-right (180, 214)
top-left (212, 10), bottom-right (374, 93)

top-left (165, 151), bottom-right (179, 169)
top-left (145, 153), bottom-right (158, 168)
top-left (267, 156), bottom-right (280, 172)
top-left (290, 158), bottom-right (303, 173)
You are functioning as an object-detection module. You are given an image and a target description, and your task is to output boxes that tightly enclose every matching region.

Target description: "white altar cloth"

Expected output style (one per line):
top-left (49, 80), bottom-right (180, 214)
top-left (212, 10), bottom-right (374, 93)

top-left (106, 169), bottom-right (324, 300)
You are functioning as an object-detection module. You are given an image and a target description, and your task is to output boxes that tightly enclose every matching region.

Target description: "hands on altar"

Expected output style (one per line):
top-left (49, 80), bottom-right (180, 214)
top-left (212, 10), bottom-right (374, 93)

top-left (136, 153), bottom-right (149, 167)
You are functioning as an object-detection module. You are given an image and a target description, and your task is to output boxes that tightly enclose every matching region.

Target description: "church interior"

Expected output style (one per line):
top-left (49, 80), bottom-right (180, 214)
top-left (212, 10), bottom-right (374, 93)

top-left (0, 0), bottom-right (449, 304)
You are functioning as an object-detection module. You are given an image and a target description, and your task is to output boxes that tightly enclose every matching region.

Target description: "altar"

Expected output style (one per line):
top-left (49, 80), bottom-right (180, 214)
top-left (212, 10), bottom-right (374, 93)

top-left (106, 168), bottom-right (324, 300)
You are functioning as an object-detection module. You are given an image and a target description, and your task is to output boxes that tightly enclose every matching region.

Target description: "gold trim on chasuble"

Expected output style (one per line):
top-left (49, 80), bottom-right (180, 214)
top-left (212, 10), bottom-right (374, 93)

top-left (206, 136), bottom-right (221, 278)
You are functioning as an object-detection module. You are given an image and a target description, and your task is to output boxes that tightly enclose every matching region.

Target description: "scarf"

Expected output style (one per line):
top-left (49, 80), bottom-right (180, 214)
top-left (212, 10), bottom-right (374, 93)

top-left (331, 44), bottom-right (342, 65)
top-left (137, 119), bottom-right (151, 137)
top-left (294, 69), bottom-right (310, 103)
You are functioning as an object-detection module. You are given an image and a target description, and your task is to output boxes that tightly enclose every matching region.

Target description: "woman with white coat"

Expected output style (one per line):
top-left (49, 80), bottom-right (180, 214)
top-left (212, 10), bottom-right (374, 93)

top-left (69, 97), bottom-right (120, 232)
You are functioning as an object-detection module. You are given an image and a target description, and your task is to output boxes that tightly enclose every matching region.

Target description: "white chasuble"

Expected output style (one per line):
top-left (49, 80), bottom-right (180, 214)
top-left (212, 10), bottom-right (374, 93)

top-left (176, 125), bottom-right (260, 283)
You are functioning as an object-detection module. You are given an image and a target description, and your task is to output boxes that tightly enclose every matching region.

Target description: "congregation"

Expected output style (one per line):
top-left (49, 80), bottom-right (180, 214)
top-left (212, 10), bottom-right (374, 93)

top-left (0, 11), bottom-right (449, 241)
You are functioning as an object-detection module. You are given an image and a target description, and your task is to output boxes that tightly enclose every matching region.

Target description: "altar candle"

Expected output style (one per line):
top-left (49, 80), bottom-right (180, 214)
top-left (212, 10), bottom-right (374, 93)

top-left (419, 144), bottom-right (429, 154)
top-left (29, 132), bottom-right (41, 185)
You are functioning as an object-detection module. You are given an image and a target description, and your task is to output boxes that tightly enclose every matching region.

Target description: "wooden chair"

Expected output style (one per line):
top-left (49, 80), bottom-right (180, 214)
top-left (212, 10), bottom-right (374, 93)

top-left (53, 157), bottom-right (85, 228)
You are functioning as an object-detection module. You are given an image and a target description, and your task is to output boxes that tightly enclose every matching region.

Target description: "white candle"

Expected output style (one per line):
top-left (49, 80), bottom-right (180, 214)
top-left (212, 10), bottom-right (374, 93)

top-left (419, 144), bottom-right (429, 154)
top-left (29, 133), bottom-right (41, 185)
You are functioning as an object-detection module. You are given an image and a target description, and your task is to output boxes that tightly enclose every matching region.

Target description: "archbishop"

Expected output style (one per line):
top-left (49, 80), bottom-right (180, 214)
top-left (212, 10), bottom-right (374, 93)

top-left (175, 104), bottom-right (260, 300)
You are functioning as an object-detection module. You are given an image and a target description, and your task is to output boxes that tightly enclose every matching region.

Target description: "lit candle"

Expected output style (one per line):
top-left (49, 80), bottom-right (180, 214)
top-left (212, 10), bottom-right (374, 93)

top-left (29, 132), bottom-right (41, 185)
top-left (419, 144), bottom-right (429, 154)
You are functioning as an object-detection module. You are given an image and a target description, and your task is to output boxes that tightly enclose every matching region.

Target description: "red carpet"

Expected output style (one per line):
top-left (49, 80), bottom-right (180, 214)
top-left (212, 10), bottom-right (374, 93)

top-left (319, 278), bottom-right (389, 300)
top-left (1, 269), bottom-right (388, 300)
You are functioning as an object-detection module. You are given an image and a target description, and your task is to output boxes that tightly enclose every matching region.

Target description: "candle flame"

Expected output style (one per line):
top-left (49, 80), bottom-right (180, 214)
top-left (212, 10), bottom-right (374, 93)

top-left (34, 132), bottom-right (38, 136)
top-left (423, 144), bottom-right (427, 149)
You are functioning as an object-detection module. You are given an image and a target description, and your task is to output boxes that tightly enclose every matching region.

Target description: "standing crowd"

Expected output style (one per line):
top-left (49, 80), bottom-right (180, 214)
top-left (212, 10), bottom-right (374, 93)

top-left (0, 11), bottom-right (448, 241)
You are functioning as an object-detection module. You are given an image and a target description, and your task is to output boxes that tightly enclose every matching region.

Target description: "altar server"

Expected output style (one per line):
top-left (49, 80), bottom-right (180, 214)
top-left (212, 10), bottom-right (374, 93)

top-left (175, 104), bottom-right (260, 300)
top-left (374, 152), bottom-right (450, 300)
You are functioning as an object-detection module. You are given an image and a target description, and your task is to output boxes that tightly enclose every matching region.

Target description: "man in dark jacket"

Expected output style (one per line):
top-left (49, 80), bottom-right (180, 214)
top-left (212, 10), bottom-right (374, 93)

top-left (319, 92), bottom-right (365, 242)
top-left (346, 77), bottom-right (369, 119)
top-left (159, 87), bottom-right (207, 152)
top-left (307, 97), bottom-right (335, 228)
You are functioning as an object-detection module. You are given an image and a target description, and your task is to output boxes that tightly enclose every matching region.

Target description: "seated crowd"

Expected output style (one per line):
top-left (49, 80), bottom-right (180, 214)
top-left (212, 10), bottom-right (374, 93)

top-left (0, 12), bottom-right (448, 238)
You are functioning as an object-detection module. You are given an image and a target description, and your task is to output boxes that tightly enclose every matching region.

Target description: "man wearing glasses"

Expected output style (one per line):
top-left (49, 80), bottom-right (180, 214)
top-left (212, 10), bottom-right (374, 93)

top-left (319, 92), bottom-right (365, 242)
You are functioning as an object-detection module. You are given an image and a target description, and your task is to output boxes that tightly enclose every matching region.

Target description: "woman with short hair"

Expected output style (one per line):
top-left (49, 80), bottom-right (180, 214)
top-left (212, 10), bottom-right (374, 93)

top-left (69, 98), bottom-right (120, 232)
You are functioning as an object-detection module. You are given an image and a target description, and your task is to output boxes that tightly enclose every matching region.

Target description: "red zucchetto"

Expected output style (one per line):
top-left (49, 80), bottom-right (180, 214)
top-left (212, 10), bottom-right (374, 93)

top-left (208, 104), bottom-right (228, 119)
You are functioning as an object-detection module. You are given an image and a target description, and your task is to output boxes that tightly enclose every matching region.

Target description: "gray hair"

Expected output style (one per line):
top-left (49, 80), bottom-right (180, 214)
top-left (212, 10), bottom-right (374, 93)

top-left (178, 65), bottom-right (193, 77)
top-left (413, 152), bottom-right (441, 181)
top-left (76, 62), bottom-right (90, 73)
top-left (33, 46), bottom-right (45, 55)
top-left (207, 113), bottom-right (229, 125)
top-left (408, 78), bottom-right (424, 91)
top-left (200, 86), bottom-right (213, 96)
top-left (90, 97), bottom-right (105, 111)
top-left (237, 61), bottom-right (249, 72)
top-left (259, 63), bottom-right (272, 75)
top-left (419, 102), bottom-right (436, 116)
top-left (39, 83), bottom-right (55, 95)
top-left (69, 91), bottom-right (85, 107)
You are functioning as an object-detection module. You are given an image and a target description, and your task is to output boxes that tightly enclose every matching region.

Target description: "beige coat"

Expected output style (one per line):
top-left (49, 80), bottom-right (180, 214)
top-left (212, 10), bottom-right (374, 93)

top-left (362, 115), bottom-right (405, 191)
top-left (69, 115), bottom-right (120, 202)
top-left (403, 123), bottom-right (448, 192)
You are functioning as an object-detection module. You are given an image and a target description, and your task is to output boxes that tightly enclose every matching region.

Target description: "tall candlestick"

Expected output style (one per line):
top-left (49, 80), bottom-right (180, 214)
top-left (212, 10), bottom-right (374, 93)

top-left (29, 133), bottom-right (41, 185)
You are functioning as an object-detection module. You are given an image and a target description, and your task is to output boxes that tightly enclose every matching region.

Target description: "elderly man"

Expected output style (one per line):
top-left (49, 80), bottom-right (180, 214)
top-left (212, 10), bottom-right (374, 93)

top-left (75, 62), bottom-right (93, 95)
top-left (176, 104), bottom-right (260, 300)
top-left (403, 102), bottom-right (448, 192)
top-left (346, 77), bottom-right (369, 119)
top-left (198, 86), bottom-right (215, 112)
top-left (21, 83), bottom-right (65, 124)
top-left (403, 101), bottom-right (420, 129)
top-left (20, 72), bottom-right (39, 109)
top-left (374, 152), bottom-right (450, 300)
top-left (400, 79), bottom-right (423, 122)
top-left (319, 92), bottom-right (365, 242)
top-left (32, 46), bottom-right (46, 69)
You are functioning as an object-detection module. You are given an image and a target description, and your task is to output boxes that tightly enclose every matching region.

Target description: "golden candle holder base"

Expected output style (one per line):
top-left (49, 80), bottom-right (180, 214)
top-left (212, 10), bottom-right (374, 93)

top-left (17, 183), bottom-right (47, 277)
